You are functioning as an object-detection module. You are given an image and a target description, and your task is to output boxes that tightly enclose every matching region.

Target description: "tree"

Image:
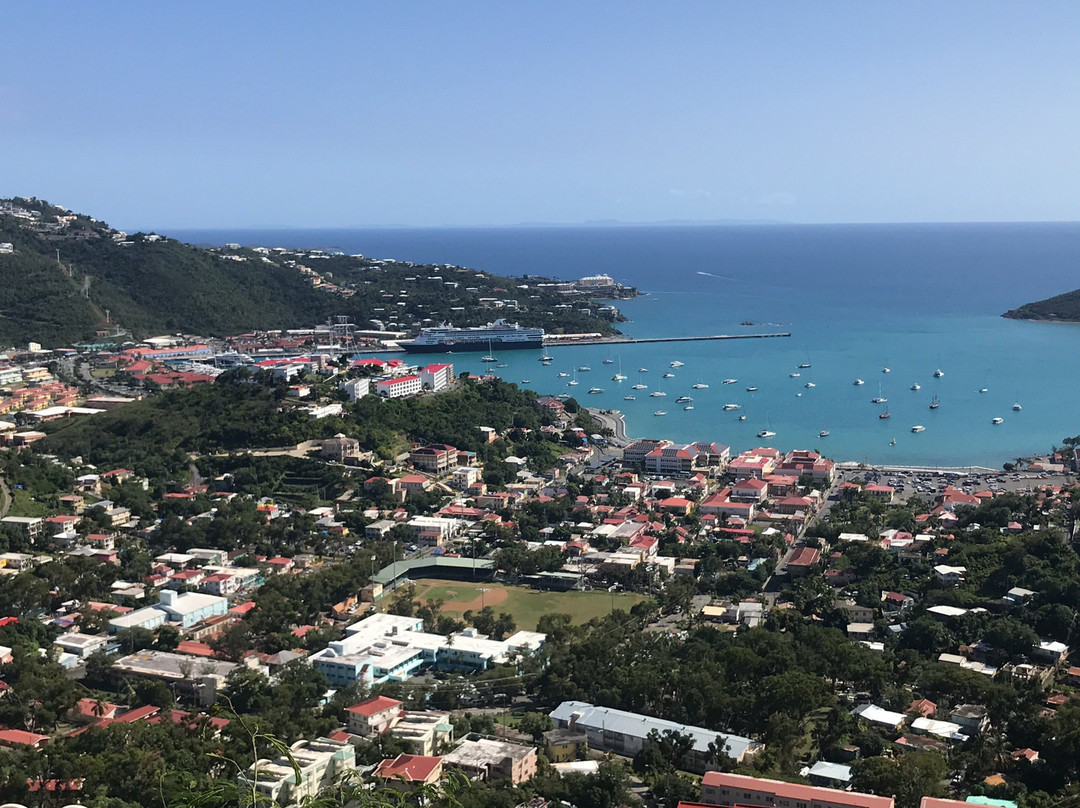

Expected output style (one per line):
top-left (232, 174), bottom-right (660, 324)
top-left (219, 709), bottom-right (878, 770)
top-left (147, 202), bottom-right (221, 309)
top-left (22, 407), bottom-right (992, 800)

top-left (155, 624), bottom-right (181, 651)
top-left (853, 752), bottom-right (947, 808)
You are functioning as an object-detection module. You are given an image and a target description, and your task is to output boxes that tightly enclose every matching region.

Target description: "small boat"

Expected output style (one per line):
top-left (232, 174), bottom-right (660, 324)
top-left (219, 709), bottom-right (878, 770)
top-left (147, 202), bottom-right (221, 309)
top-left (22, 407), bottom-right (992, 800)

top-left (1013, 402), bottom-right (1022, 411)
top-left (663, 372), bottom-right (676, 378)
top-left (670, 361), bottom-right (685, 368)
top-left (624, 395), bottom-right (635, 401)
top-left (738, 414), bottom-right (747, 421)
top-left (723, 378), bottom-right (738, 385)
top-left (934, 368), bottom-right (945, 377)
top-left (879, 410), bottom-right (891, 419)
top-left (567, 379), bottom-right (579, 386)
top-left (979, 388), bottom-right (989, 394)
top-left (790, 372), bottom-right (801, 378)
top-left (745, 386), bottom-right (757, 392)
top-left (693, 382), bottom-right (709, 389)
top-left (542, 360), bottom-right (552, 365)
top-left (520, 379), bottom-right (531, 384)
top-left (639, 367), bottom-right (649, 373)
top-left (819, 429), bottom-right (830, 438)
top-left (798, 363), bottom-right (811, 369)
top-left (540, 355), bottom-right (554, 362)
top-left (654, 410), bottom-right (667, 416)
top-left (578, 366), bottom-right (591, 372)
top-left (740, 320), bottom-right (755, 326)
top-left (804, 382), bottom-right (815, 388)
top-left (853, 378), bottom-right (865, 386)
top-left (482, 355), bottom-right (497, 363)
top-left (632, 383), bottom-right (647, 390)
top-left (911, 383), bottom-right (921, 391)
top-left (650, 390), bottom-right (667, 397)
top-left (723, 403), bottom-right (740, 411)
top-left (602, 358), bottom-right (614, 365)
top-left (929, 395), bottom-right (940, 409)
top-left (558, 372), bottom-right (570, 378)
top-left (882, 367), bottom-right (891, 373)
top-left (992, 417), bottom-right (1004, 425)
top-left (890, 437), bottom-right (897, 446)
top-left (612, 373), bottom-right (627, 381)
top-left (496, 363), bottom-right (508, 368)
top-left (911, 425), bottom-right (925, 433)
top-left (684, 405), bottom-right (694, 411)
top-left (872, 396), bottom-right (887, 404)
top-left (588, 387), bottom-right (604, 394)
top-left (758, 429), bottom-right (776, 438)
top-left (676, 396), bottom-right (693, 403)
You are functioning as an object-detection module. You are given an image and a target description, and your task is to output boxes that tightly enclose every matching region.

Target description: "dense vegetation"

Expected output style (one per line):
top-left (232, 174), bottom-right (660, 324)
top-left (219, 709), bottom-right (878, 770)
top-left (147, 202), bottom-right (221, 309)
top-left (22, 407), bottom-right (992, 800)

top-left (1003, 287), bottom-right (1080, 322)
top-left (0, 197), bottom-right (628, 346)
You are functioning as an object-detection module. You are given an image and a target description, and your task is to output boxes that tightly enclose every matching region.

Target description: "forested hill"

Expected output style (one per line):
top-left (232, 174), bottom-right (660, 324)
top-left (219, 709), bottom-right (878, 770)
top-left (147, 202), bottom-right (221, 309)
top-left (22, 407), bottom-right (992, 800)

top-left (1003, 288), bottom-right (1080, 322)
top-left (0, 197), bottom-right (626, 347)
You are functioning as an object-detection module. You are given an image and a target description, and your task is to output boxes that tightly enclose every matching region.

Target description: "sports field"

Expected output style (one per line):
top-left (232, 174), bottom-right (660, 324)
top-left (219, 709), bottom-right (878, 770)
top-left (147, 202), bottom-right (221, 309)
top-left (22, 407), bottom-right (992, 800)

top-left (410, 579), bottom-right (649, 631)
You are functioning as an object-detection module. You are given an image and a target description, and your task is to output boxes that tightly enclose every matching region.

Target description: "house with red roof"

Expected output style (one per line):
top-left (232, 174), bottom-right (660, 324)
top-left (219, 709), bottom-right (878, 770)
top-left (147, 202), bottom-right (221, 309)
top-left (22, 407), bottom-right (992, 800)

top-left (0, 729), bottom-right (50, 749)
top-left (787, 546), bottom-right (821, 577)
top-left (732, 477), bottom-right (769, 502)
top-left (346, 695), bottom-right (404, 737)
top-left (373, 754), bottom-right (443, 791)
top-left (701, 771), bottom-right (894, 808)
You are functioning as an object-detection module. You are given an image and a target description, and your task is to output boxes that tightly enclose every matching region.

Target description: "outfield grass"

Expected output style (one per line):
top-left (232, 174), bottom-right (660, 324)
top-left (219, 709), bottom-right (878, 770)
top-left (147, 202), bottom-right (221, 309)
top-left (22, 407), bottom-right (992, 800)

top-left (411, 578), bottom-right (649, 631)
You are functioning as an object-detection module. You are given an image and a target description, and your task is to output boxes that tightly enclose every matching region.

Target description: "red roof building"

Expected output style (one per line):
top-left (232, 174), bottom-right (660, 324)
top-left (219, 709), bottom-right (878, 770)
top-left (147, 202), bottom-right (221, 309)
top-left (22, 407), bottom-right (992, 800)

top-left (373, 754), bottom-right (443, 789)
top-left (701, 771), bottom-right (894, 808)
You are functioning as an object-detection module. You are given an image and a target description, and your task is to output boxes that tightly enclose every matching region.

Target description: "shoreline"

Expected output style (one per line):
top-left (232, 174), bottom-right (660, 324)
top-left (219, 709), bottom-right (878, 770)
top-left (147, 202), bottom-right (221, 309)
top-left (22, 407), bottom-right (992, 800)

top-left (588, 407), bottom-right (1062, 476)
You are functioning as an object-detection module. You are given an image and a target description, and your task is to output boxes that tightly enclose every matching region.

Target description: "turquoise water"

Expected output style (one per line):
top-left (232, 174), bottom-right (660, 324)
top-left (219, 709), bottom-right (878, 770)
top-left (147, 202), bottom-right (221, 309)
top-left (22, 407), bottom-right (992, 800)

top-left (168, 223), bottom-right (1080, 468)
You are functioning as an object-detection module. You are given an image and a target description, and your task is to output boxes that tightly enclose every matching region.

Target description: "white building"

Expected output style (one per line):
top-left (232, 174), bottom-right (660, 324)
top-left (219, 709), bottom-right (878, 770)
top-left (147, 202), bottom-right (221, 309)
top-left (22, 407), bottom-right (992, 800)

top-left (376, 375), bottom-right (422, 399)
top-left (339, 377), bottom-right (370, 402)
top-left (420, 363), bottom-right (454, 392)
top-left (239, 737), bottom-right (355, 806)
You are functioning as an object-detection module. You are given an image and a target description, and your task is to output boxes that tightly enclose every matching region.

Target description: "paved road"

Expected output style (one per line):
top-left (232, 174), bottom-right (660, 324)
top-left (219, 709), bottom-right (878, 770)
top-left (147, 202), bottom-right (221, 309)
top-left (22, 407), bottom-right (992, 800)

top-left (587, 408), bottom-right (631, 446)
top-left (0, 476), bottom-right (10, 518)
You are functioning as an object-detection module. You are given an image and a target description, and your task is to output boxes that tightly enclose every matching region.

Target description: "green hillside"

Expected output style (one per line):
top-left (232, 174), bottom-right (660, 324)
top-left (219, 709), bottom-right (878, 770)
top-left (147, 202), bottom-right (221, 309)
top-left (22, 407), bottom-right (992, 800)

top-left (0, 197), bottom-right (628, 347)
top-left (1003, 288), bottom-right (1080, 322)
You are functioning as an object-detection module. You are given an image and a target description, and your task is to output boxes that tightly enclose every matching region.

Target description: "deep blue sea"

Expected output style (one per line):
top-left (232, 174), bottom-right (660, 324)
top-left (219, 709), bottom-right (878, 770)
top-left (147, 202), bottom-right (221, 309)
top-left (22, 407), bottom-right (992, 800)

top-left (168, 223), bottom-right (1080, 469)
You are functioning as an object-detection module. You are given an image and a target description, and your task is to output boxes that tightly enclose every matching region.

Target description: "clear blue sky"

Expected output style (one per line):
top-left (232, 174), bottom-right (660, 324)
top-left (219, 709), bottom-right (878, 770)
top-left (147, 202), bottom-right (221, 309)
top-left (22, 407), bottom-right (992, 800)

top-left (4, 2), bottom-right (1080, 228)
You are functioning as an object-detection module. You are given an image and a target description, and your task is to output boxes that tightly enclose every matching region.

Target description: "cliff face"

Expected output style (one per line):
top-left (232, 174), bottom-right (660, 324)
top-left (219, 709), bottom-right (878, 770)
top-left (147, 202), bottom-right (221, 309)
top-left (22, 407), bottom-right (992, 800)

top-left (1003, 288), bottom-right (1080, 322)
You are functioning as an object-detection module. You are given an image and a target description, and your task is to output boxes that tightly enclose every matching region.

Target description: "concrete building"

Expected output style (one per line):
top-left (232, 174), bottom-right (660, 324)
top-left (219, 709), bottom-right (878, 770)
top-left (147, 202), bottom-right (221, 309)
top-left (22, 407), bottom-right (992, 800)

top-left (239, 737), bottom-right (355, 806)
top-left (390, 711), bottom-right (454, 756)
top-left (111, 650), bottom-right (240, 708)
top-left (0, 516), bottom-right (43, 543)
top-left (420, 363), bottom-right (454, 392)
top-left (550, 701), bottom-right (761, 771)
top-left (700, 772), bottom-right (893, 808)
top-left (345, 695), bottom-right (403, 737)
top-left (339, 377), bottom-right (370, 402)
top-left (373, 754), bottom-right (443, 792)
top-left (442, 737), bottom-right (538, 785)
top-left (376, 375), bottom-right (422, 399)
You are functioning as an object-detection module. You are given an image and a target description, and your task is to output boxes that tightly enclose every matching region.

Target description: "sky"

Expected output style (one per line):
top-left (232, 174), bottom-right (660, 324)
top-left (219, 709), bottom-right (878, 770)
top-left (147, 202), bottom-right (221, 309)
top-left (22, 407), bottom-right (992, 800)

top-left (4, 2), bottom-right (1080, 229)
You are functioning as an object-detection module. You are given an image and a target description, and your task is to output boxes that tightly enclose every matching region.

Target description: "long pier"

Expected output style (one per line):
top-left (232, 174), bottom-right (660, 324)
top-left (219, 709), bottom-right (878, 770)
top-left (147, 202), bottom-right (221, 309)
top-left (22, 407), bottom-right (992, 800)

top-left (544, 332), bottom-right (790, 347)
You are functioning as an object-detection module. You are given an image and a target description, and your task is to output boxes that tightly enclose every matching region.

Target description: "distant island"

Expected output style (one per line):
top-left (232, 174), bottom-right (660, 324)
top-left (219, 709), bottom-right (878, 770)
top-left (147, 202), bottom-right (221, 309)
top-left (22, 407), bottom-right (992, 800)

top-left (0, 197), bottom-right (636, 347)
top-left (1003, 287), bottom-right (1080, 322)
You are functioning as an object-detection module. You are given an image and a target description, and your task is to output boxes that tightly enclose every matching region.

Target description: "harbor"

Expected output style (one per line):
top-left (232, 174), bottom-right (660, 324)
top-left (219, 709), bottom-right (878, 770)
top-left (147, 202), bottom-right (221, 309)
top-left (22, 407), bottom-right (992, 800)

top-left (542, 332), bottom-right (791, 348)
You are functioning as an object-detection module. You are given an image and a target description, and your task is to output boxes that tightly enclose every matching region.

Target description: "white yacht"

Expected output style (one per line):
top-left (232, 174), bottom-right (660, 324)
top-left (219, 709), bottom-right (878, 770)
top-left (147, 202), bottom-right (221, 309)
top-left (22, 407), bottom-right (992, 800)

top-left (979, 388), bottom-right (989, 393)
top-left (757, 429), bottom-right (776, 438)
top-left (557, 372), bottom-right (569, 378)
top-left (632, 383), bottom-right (647, 390)
top-left (853, 378), bottom-right (865, 385)
top-left (911, 425), bottom-right (925, 433)
top-left (1013, 401), bottom-right (1022, 411)
top-left (540, 355), bottom-right (554, 362)
top-left (872, 396), bottom-right (887, 404)
top-left (693, 382), bottom-right (709, 389)
top-left (804, 382), bottom-right (815, 388)
top-left (934, 368), bottom-right (945, 377)
top-left (723, 403), bottom-right (740, 411)
top-left (745, 386), bottom-right (757, 392)
top-left (588, 387), bottom-right (603, 394)
top-left (684, 405), bottom-right (694, 411)
top-left (818, 429), bottom-right (830, 438)
top-left (603, 358), bottom-right (614, 365)
top-left (624, 395), bottom-right (635, 401)
top-left (882, 367), bottom-right (891, 373)
top-left (790, 372), bottom-right (801, 378)
top-left (722, 378), bottom-right (738, 385)
top-left (578, 366), bottom-right (591, 372)
top-left (992, 417), bottom-right (1004, 425)
top-left (654, 410), bottom-right (667, 416)
top-left (663, 372), bottom-right (676, 378)
top-left (650, 390), bottom-right (667, 398)
top-left (670, 361), bottom-right (685, 368)
top-left (911, 383), bottom-right (921, 391)
top-left (676, 396), bottom-right (693, 403)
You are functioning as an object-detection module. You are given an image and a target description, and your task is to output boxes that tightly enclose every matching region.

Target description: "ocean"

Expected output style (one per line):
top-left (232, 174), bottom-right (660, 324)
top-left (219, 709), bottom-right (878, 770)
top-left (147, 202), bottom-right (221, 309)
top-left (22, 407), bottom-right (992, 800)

top-left (167, 223), bottom-right (1080, 469)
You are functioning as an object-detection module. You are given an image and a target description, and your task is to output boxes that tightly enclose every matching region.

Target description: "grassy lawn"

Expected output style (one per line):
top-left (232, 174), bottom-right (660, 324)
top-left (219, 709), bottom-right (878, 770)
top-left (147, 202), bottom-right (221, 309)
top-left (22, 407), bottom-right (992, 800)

top-left (9, 489), bottom-right (51, 517)
top-left (411, 578), bottom-right (650, 631)
top-left (90, 368), bottom-right (116, 379)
